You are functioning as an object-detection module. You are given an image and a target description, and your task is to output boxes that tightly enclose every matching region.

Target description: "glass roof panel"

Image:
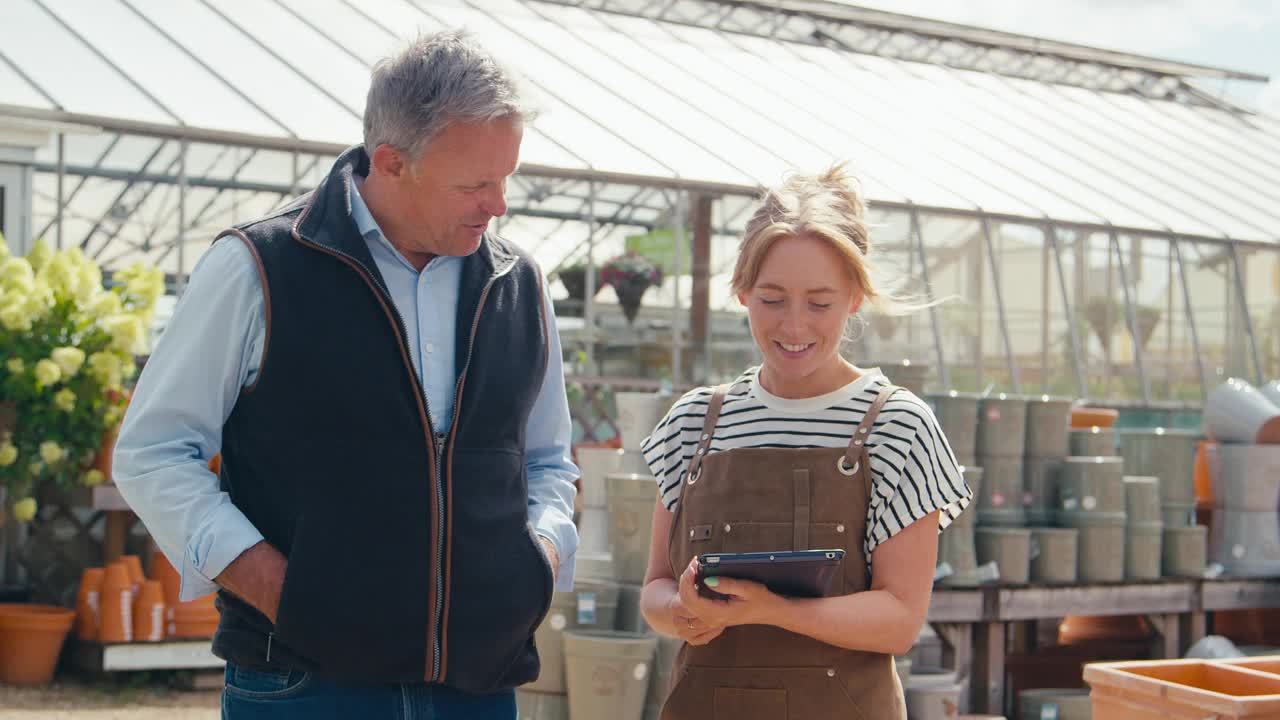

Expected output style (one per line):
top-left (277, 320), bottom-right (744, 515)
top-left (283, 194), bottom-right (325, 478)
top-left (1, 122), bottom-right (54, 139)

top-left (6, 0), bottom-right (1280, 244)
top-left (970, 72), bottom-right (1278, 237)
top-left (40, 0), bottom-right (285, 136)
top-left (4, 0), bottom-right (174, 123)
top-left (416, 1), bottom-right (755, 184)
top-left (662, 23), bottom-right (975, 208)
top-left (128, 0), bottom-right (361, 140)
top-left (203, 0), bottom-right (371, 115)
top-left (0, 53), bottom-right (56, 110)
top-left (274, 0), bottom-right (402, 67)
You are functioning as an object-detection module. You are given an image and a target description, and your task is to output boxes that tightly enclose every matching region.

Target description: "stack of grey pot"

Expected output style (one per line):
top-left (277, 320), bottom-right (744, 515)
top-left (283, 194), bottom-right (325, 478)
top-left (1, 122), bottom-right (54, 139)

top-left (975, 394), bottom-right (1028, 527)
top-left (1057, 425), bottom-right (1127, 583)
top-left (1024, 397), bottom-right (1078, 585)
top-left (519, 391), bottom-right (683, 720)
top-left (1201, 379), bottom-right (1280, 578)
top-left (1123, 476), bottom-right (1163, 580)
top-left (929, 392), bottom-right (984, 586)
top-left (1024, 397), bottom-right (1072, 525)
top-left (1118, 427), bottom-right (1207, 579)
top-left (1206, 443), bottom-right (1280, 578)
top-left (879, 359), bottom-right (930, 399)
top-left (972, 394), bottom-right (1032, 584)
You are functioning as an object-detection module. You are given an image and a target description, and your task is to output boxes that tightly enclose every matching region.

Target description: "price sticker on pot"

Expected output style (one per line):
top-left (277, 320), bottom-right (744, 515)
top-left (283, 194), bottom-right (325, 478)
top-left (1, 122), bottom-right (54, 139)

top-left (634, 663), bottom-right (648, 681)
top-left (1233, 544), bottom-right (1246, 559)
top-left (992, 491), bottom-right (1005, 507)
top-left (1082, 496), bottom-right (1097, 511)
top-left (1040, 703), bottom-right (1060, 720)
top-left (550, 612), bottom-right (567, 631)
top-left (1062, 497), bottom-right (1079, 511)
top-left (1023, 491), bottom-right (1034, 506)
top-left (987, 408), bottom-right (1001, 422)
top-left (577, 592), bottom-right (598, 625)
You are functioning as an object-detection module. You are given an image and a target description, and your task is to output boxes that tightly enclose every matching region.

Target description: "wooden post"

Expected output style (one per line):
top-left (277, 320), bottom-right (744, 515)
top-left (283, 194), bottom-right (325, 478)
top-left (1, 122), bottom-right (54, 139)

top-left (103, 510), bottom-right (131, 565)
top-left (972, 620), bottom-right (1006, 715)
top-left (933, 622), bottom-right (974, 714)
top-left (687, 194), bottom-right (713, 382)
top-left (1146, 613), bottom-right (1181, 659)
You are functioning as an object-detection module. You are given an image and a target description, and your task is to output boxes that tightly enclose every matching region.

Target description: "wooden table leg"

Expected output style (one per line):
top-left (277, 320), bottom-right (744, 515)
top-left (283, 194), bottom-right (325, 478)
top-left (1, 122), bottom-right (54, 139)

top-left (934, 623), bottom-right (974, 714)
top-left (972, 621), bottom-right (1006, 715)
top-left (103, 510), bottom-right (130, 565)
top-left (1182, 611), bottom-right (1206, 656)
top-left (1146, 613), bottom-right (1181, 659)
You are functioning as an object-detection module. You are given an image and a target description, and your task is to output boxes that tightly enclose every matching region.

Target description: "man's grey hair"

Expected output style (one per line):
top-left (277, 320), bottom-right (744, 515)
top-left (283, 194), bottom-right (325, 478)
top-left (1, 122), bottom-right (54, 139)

top-left (363, 30), bottom-right (530, 159)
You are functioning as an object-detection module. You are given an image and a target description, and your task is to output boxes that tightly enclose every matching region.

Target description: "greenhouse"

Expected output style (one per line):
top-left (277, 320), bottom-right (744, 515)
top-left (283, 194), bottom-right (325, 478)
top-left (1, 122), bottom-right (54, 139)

top-left (1, 0), bottom-right (1276, 409)
top-left (4, 2), bottom-right (1280, 718)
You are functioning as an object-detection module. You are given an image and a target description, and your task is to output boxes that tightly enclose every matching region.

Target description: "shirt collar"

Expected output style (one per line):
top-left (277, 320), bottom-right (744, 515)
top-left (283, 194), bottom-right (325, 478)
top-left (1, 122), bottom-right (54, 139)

top-left (348, 174), bottom-right (425, 274)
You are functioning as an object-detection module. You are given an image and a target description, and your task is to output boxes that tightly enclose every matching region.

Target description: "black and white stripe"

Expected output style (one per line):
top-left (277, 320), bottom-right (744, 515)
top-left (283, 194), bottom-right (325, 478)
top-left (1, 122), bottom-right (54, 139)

top-left (640, 368), bottom-right (972, 564)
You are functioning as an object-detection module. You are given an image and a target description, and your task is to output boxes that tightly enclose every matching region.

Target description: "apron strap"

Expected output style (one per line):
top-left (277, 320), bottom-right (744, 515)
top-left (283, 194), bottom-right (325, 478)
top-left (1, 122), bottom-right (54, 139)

top-left (837, 383), bottom-right (903, 480)
top-left (686, 384), bottom-right (730, 485)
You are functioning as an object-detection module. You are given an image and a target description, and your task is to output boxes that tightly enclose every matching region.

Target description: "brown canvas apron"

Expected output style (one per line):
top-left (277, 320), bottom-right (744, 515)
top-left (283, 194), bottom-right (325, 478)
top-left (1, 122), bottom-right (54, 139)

top-left (661, 383), bottom-right (908, 720)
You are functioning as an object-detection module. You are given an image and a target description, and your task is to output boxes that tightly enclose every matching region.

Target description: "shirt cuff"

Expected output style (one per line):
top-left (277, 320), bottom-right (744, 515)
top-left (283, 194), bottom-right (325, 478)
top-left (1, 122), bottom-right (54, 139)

top-left (533, 509), bottom-right (579, 592)
top-left (180, 502), bottom-right (265, 602)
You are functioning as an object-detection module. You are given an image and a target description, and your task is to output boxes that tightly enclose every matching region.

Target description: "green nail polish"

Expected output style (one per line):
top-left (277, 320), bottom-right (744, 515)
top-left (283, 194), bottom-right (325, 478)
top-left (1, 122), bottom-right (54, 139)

top-left (704, 577), bottom-right (720, 587)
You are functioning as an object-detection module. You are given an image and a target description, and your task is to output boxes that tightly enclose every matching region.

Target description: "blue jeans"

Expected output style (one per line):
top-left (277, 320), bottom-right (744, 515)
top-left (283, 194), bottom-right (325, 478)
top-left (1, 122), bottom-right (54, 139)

top-left (221, 663), bottom-right (516, 719)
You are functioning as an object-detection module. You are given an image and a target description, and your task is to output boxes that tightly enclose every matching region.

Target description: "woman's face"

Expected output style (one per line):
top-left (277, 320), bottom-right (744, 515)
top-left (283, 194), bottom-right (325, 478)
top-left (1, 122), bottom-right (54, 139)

top-left (737, 234), bottom-right (862, 397)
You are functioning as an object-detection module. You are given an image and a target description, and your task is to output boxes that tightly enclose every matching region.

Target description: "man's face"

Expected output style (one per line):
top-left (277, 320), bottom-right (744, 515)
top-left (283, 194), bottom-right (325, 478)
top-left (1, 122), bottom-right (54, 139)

top-left (389, 116), bottom-right (523, 259)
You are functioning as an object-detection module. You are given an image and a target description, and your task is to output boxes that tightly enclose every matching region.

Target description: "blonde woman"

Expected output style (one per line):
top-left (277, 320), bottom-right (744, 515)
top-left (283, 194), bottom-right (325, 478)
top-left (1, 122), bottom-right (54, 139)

top-left (639, 167), bottom-right (971, 719)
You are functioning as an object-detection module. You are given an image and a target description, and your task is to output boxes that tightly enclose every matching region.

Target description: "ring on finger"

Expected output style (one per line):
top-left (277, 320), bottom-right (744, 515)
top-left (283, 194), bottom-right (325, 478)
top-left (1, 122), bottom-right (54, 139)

top-left (687, 618), bottom-right (695, 629)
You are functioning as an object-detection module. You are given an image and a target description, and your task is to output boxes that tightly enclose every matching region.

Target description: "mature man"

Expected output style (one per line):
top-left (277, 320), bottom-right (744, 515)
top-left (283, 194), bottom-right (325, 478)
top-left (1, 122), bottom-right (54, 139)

top-left (114, 31), bottom-right (578, 719)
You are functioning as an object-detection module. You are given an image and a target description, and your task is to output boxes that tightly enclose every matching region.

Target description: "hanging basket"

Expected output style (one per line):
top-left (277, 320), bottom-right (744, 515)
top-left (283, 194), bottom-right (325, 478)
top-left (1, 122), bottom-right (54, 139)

top-left (557, 267), bottom-right (600, 303)
top-left (613, 280), bottom-right (652, 325)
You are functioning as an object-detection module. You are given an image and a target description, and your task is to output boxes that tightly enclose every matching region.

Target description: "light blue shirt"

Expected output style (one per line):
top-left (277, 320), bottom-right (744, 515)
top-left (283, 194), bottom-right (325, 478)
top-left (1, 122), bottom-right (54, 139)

top-left (114, 177), bottom-right (579, 601)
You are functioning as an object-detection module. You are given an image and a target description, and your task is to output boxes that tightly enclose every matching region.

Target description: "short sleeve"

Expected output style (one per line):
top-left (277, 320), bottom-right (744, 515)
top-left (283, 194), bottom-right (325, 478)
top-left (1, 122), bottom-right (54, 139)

top-left (864, 398), bottom-right (972, 555)
top-left (639, 388), bottom-right (711, 511)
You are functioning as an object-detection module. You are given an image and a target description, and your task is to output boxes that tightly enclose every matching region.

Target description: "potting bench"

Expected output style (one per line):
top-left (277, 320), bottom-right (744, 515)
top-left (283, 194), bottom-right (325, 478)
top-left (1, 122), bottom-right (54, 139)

top-left (928, 577), bottom-right (1280, 716)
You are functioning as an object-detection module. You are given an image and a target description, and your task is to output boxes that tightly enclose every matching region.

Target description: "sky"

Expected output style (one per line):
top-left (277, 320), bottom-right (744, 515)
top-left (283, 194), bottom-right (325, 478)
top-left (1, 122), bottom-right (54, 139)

top-left (844, 0), bottom-right (1280, 115)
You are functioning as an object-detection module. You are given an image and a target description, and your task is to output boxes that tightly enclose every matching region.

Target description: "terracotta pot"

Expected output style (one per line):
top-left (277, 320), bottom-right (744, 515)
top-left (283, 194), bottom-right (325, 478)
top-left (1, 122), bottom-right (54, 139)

top-left (99, 562), bottom-right (133, 643)
top-left (1195, 440), bottom-right (1215, 508)
top-left (149, 552), bottom-right (181, 611)
top-left (75, 567), bottom-right (104, 641)
top-left (0, 603), bottom-right (76, 685)
top-left (171, 594), bottom-right (219, 639)
top-left (1059, 614), bottom-right (1150, 645)
top-left (121, 554), bottom-right (145, 597)
top-left (1070, 406), bottom-right (1119, 428)
top-left (132, 581), bottom-right (166, 643)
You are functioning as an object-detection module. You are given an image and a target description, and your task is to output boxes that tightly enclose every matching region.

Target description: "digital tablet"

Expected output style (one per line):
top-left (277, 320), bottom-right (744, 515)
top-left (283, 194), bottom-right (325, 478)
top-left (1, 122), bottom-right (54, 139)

top-left (696, 549), bottom-right (845, 599)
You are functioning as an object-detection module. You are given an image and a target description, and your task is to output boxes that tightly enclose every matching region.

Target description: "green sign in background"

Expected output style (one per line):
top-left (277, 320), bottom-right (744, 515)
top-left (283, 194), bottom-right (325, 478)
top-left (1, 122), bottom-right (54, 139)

top-left (625, 229), bottom-right (692, 276)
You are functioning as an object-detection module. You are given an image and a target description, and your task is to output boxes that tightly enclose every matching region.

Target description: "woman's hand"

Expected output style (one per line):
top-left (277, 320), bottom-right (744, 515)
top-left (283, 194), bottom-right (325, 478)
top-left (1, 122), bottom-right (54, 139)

top-left (676, 558), bottom-right (783, 630)
top-left (666, 587), bottom-right (725, 645)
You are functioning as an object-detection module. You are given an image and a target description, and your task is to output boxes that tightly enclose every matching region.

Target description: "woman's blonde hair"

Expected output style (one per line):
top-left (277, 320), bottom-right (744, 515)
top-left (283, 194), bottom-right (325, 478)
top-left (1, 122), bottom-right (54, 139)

top-left (731, 164), bottom-right (916, 316)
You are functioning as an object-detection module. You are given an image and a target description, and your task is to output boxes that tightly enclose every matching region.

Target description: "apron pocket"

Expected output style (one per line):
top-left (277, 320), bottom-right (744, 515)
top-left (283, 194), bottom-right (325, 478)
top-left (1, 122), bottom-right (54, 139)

top-left (715, 687), bottom-right (786, 719)
top-left (665, 665), bottom-right (867, 720)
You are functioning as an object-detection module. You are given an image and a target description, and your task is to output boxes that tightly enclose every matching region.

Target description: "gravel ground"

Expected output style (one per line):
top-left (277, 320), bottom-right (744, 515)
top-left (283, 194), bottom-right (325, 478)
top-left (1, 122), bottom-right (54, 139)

top-left (0, 677), bottom-right (220, 719)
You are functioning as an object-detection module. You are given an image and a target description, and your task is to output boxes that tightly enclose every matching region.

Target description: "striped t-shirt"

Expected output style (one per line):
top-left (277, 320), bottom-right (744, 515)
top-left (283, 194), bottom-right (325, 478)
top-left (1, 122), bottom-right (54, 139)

top-left (640, 367), bottom-right (971, 563)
